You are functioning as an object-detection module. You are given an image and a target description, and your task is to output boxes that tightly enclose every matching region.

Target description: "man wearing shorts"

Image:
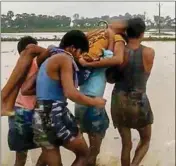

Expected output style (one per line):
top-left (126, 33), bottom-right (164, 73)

top-left (6, 36), bottom-right (49, 166)
top-left (32, 30), bottom-right (106, 166)
top-left (75, 20), bottom-right (127, 166)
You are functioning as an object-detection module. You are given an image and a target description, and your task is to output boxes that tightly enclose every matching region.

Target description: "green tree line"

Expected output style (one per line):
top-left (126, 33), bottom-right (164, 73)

top-left (1, 11), bottom-right (175, 33)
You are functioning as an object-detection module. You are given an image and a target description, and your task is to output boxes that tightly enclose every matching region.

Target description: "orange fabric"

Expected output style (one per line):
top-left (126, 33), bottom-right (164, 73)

top-left (82, 30), bottom-right (126, 62)
top-left (82, 29), bottom-right (109, 62)
top-left (114, 34), bottom-right (126, 44)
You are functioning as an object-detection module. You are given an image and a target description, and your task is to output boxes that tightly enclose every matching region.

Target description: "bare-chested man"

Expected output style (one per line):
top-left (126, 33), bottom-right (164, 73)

top-left (2, 36), bottom-right (49, 166)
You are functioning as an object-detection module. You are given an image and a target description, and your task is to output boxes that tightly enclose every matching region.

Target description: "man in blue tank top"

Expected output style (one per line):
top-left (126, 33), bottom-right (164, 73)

top-left (32, 30), bottom-right (107, 166)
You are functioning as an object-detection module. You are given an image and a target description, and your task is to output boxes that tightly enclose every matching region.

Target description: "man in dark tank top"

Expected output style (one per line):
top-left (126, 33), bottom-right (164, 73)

top-left (108, 18), bottom-right (155, 166)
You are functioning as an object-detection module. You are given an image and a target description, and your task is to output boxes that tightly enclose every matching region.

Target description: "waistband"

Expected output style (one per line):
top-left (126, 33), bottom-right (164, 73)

top-left (35, 100), bottom-right (68, 112)
top-left (114, 90), bottom-right (146, 100)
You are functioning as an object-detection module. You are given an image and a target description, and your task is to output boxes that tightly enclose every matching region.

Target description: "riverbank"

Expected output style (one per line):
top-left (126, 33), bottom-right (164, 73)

top-left (1, 36), bottom-right (176, 42)
top-left (1, 27), bottom-right (97, 33)
top-left (1, 27), bottom-right (175, 33)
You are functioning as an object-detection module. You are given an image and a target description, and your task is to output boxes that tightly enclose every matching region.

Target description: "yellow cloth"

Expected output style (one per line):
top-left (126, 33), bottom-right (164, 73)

top-left (82, 31), bottom-right (126, 62)
top-left (82, 29), bottom-right (108, 62)
top-left (114, 34), bottom-right (126, 44)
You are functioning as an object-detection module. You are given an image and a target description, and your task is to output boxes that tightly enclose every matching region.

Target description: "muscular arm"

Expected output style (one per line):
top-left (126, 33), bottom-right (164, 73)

top-left (26, 44), bottom-right (46, 55)
top-left (106, 28), bottom-right (115, 51)
top-left (36, 48), bottom-right (49, 67)
top-left (108, 38), bottom-right (114, 52)
top-left (143, 47), bottom-right (155, 73)
top-left (25, 44), bottom-right (48, 66)
top-left (80, 41), bottom-right (125, 68)
top-left (1, 53), bottom-right (33, 100)
top-left (1, 44), bottom-right (47, 100)
top-left (20, 46), bottom-right (49, 95)
top-left (1, 44), bottom-right (47, 115)
top-left (21, 73), bottom-right (37, 96)
top-left (57, 55), bottom-right (99, 106)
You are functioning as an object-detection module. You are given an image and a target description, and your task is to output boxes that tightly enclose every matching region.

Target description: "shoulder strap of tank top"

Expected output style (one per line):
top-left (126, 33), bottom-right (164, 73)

top-left (62, 50), bottom-right (79, 88)
top-left (48, 46), bottom-right (79, 73)
top-left (136, 45), bottom-right (145, 71)
top-left (63, 50), bottom-right (79, 72)
top-left (49, 47), bottom-right (79, 72)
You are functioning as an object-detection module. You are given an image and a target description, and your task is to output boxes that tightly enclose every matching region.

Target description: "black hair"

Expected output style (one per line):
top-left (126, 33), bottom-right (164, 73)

top-left (17, 36), bottom-right (38, 54)
top-left (126, 17), bottom-right (146, 39)
top-left (59, 30), bottom-right (89, 53)
top-left (120, 33), bottom-right (128, 44)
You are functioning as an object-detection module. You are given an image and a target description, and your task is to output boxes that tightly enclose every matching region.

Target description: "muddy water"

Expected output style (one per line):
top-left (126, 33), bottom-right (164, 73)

top-left (1, 41), bottom-right (175, 166)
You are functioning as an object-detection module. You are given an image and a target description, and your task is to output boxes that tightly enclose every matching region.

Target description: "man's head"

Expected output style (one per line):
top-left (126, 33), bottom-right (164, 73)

top-left (126, 17), bottom-right (146, 39)
top-left (17, 36), bottom-right (38, 54)
top-left (59, 30), bottom-right (89, 59)
top-left (109, 20), bottom-right (127, 34)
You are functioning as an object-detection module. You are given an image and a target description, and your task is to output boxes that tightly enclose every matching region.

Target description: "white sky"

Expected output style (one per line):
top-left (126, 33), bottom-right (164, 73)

top-left (1, 2), bottom-right (175, 21)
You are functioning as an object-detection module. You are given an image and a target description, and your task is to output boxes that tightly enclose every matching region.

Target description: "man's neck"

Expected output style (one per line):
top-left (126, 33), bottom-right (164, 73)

top-left (63, 48), bottom-right (73, 57)
top-left (127, 38), bottom-right (141, 50)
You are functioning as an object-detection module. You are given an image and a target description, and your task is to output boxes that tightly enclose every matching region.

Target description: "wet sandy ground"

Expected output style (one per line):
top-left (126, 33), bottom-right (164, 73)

top-left (1, 41), bottom-right (175, 166)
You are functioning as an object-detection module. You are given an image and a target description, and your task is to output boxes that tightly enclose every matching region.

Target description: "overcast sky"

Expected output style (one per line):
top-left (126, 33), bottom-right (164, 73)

top-left (1, 2), bottom-right (175, 20)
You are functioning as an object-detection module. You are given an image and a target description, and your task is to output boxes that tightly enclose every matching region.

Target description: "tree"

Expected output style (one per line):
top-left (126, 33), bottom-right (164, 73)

top-left (6, 10), bottom-right (14, 27)
top-left (1, 10), bottom-right (174, 32)
top-left (124, 12), bottom-right (132, 19)
top-left (154, 15), bottom-right (160, 26)
top-left (7, 10), bottom-right (14, 20)
top-left (1, 14), bottom-right (8, 28)
top-left (73, 13), bottom-right (79, 20)
top-left (101, 15), bottom-right (110, 21)
top-left (165, 16), bottom-right (172, 27)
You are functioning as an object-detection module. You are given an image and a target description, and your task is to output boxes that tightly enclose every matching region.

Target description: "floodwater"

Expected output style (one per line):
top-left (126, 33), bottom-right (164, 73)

top-left (1, 31), bottom-right (176, 40)
top-left (1, 41), bottom-right (175, 166)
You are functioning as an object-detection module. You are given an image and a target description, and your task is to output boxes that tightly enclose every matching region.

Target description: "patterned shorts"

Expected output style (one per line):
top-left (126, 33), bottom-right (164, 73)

top-left (32, 100), bottom-right (79, 149)
top-left (8, 107), bottom-right (38, 152)
top-left (75, 104), bottom-right (109, 137)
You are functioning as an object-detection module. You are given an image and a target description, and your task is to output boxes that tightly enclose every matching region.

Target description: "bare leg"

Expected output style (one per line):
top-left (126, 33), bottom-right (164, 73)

top-left (63, 133), bottom-right (89, 166)
top-left (131, 124), bottom-right (151, 166)
top-left (118, 126), bottom-right (132, 166)
top-left (38, 147), bottom-right (62, 166)
top-left (14, 151), bottom-right (28, 166)
top-left (36, 149), bottom-right (47, 166)
top-left (87, 133), bottom-right (103, 166)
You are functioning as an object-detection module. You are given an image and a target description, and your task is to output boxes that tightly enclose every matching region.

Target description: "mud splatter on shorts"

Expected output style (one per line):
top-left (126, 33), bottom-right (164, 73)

top-left (111, 90), bottom-right (153, 129)
top-left (32, 100), bottom-right (79, 149)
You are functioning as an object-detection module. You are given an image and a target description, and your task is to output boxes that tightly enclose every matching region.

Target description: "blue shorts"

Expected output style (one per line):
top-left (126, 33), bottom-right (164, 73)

top-left (32, 100), bottom-right (79, 149)
top-left (8, 107), bottom-right (38, 152)
top-left (75, 104), bottom-right (109, 137)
